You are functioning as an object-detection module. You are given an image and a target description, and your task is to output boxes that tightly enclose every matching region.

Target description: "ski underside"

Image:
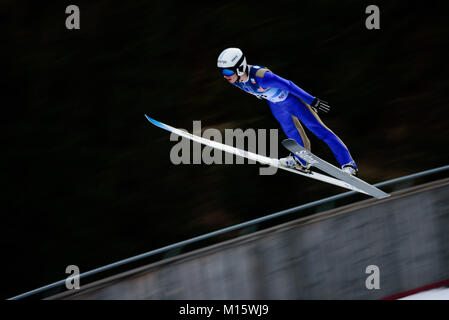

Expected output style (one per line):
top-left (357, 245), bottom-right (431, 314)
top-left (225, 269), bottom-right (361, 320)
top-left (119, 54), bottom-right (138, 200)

top-left (282, 139), bottom-right (390, 199)
top-left (145, 115), bottom-right (389, 198)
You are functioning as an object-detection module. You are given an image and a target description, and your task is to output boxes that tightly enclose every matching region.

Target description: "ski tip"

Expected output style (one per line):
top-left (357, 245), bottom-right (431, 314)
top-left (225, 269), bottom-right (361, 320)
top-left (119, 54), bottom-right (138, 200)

top-left (281, 138), bottom-right (299, 148)
top-left (144, 114), bottom-right (166, 130)
top-left (144, 114), bottom-right (155, 123)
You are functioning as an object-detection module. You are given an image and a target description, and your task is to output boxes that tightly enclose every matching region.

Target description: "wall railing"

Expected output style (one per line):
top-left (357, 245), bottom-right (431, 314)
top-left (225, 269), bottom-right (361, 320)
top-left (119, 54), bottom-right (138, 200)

top-left (8, 164), bottom-right (449, 300)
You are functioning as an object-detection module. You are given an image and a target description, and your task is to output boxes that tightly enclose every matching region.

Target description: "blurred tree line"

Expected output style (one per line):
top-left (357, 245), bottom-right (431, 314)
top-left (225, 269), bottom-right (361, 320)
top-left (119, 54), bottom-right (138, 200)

top-left (3, 0), bottom-right (449, 298)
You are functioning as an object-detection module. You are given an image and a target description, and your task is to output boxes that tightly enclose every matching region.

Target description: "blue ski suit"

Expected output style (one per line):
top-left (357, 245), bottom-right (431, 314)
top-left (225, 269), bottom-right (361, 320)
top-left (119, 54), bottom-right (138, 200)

top-left (232, 65), bottom-right (357, 168)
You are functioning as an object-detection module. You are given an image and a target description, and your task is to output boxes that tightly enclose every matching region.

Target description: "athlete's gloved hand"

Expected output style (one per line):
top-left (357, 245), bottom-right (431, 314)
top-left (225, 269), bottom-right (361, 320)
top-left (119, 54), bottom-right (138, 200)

top-left (311, 98), bottom-right (330, 113)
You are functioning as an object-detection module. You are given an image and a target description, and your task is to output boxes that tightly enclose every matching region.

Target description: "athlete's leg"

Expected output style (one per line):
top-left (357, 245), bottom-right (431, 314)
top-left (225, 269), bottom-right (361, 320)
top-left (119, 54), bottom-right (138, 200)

top-left (284, 95), bottom-right (357, 168)
top-left (268, 101), bottom-right (309, 166)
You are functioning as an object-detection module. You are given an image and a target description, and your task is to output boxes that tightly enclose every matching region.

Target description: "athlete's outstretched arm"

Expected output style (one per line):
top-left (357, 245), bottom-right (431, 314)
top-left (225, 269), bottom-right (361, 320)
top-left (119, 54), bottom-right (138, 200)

top-left (257, 71), bottom-right (315, 104)
top-left (258, 71), bottom-right (330, 113)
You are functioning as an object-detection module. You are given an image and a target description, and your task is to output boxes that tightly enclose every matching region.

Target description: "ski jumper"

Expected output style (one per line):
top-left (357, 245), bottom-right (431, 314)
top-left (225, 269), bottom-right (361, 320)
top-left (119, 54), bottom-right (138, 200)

top-left (232, 65), bottom-right (357, 168)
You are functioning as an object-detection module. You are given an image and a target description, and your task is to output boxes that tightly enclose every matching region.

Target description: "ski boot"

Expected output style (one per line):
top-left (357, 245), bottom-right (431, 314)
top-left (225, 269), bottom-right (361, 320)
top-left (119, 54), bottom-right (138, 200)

top-left (280, 154), bottom-right (311, 173)
top-left (341, 164), bottom-right (358, 177)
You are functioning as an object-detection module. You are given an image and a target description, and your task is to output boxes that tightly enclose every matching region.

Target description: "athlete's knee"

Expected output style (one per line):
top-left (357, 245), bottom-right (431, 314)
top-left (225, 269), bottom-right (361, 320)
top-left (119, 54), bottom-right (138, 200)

top-left (308, 123), bottom-right (330, 140)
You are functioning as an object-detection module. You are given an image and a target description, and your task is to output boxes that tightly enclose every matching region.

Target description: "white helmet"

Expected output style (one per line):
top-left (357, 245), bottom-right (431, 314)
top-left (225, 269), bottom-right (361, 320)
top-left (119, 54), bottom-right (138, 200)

top-left (217, 48), bottom-right (247, 77)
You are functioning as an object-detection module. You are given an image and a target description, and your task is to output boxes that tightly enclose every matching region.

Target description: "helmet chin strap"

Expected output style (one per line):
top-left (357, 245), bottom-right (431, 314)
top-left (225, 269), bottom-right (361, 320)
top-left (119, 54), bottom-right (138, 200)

top-left (237, 66), bottom-right (249, 83)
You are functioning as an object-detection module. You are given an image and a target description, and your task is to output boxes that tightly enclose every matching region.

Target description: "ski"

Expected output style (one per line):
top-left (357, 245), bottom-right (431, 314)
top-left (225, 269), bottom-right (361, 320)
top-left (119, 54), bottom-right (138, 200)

top-left (145, 115), bottom-right (369, 193)
top-left (282, 138), bottom-right (390, 199)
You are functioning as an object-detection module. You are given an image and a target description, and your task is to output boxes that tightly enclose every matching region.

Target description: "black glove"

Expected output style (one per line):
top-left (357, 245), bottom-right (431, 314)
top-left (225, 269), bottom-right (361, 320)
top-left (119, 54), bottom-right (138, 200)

top-left (311, 98), bottom-right (331, 113)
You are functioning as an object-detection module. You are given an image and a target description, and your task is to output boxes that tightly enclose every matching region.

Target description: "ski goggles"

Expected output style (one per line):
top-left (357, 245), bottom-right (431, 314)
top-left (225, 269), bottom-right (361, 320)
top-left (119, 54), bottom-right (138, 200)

top-left (220, 68), bottom-right (236, 76)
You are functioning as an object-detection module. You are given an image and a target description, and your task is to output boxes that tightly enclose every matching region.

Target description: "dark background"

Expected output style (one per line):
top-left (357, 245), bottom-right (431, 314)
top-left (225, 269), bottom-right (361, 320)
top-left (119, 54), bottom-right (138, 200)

top-left (3, 1), bottom-right (449, 298)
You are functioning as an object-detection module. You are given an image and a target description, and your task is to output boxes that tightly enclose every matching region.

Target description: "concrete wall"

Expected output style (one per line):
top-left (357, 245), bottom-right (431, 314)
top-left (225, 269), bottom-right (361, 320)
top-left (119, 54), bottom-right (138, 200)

top-left (52, 178), bottom-right (449, 299)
